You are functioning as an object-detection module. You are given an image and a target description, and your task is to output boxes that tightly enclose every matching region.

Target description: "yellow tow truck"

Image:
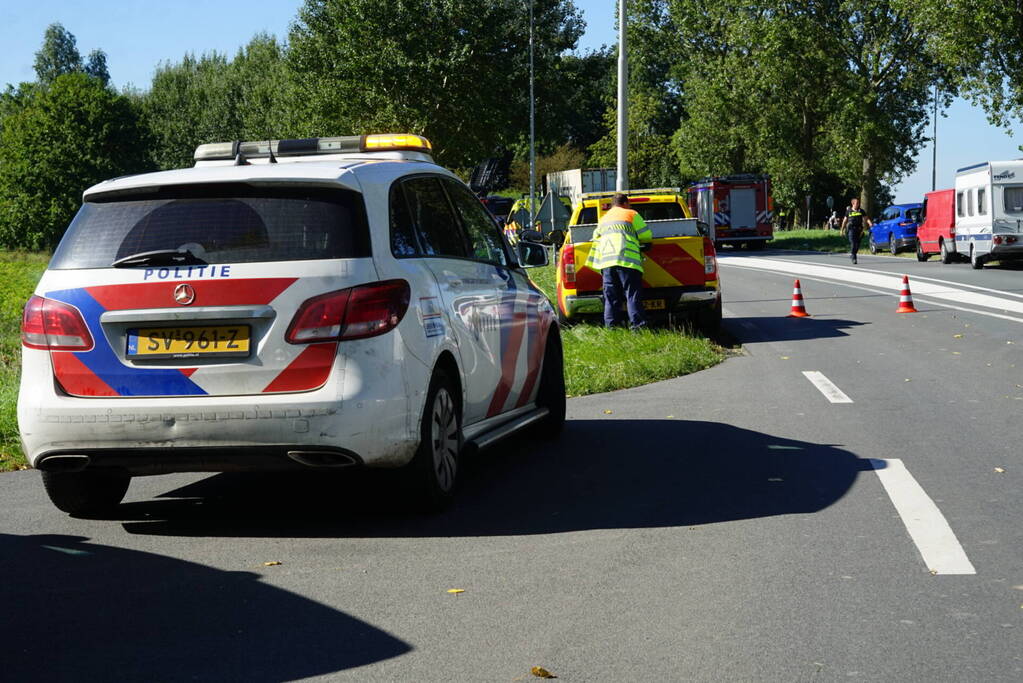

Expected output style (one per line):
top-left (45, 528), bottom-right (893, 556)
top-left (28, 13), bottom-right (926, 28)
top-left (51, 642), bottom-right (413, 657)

top-left (554, 188), bottom-right (722, 332)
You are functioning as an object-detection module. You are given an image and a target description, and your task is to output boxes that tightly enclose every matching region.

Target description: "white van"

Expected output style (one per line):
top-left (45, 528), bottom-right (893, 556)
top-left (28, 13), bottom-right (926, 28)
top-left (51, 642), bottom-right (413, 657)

top-left (954, 160), bottom-right (1023, 269)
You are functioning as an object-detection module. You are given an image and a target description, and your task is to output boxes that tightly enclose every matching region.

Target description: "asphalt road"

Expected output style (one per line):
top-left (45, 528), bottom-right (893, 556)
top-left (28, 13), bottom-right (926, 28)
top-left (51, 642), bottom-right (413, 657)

top-left (1, 249), bottom-right (1020, 681)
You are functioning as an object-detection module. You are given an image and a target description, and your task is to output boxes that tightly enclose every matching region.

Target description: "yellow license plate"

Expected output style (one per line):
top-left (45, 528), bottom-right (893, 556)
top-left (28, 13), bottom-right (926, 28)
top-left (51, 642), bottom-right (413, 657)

top-left (127, 325), bottom-right (250, 359)
top-left (643, 299), bottom-right (666, 310)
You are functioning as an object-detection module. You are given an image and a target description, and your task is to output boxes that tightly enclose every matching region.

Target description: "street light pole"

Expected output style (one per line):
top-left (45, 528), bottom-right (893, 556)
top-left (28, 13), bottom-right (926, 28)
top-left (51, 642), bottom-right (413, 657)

top-left (931, 84), bottom-right (938, 192)
top-left (528, 0), bottom-right (536, 224)
top-left (616, 0), bottom-right (628, 192)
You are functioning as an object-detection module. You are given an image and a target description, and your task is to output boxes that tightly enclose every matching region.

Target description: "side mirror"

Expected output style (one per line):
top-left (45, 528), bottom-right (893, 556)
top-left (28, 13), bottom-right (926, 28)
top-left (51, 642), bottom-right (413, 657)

top-left (516, 240), bottom-right (549, 268)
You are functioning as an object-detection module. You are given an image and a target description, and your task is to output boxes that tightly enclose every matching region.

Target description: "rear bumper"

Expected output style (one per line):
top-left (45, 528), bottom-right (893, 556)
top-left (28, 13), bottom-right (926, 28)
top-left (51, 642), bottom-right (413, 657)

top-left (17, 340), bottom-right (421, 473)
top-left (895, 237), bottom-right (917, 249)
top-left (563, 288), bottom-right (719, 318)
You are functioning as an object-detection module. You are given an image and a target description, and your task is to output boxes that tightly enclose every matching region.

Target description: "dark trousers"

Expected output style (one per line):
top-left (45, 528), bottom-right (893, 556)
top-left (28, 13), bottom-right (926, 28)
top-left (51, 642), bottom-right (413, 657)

top-left (848, 230), bottom-right (862, 262)
top-left (602, 266), bottom-right (645, 328)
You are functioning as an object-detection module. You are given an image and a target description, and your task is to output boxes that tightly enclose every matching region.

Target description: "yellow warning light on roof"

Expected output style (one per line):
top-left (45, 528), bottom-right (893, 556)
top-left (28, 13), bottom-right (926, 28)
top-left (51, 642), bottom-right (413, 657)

top-left (362, 134), bottom-right (432, 152)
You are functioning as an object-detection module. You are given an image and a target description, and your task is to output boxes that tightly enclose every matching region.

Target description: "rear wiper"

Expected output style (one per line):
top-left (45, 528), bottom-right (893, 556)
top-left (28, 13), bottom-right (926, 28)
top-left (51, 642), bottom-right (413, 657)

top-left (112, 249), bottom-right (208, 268)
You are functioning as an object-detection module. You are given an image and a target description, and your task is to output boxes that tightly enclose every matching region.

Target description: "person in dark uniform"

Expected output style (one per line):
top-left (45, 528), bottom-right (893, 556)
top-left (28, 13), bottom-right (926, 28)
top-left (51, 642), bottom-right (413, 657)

top-left (841, 197), bottom-right (872, 264)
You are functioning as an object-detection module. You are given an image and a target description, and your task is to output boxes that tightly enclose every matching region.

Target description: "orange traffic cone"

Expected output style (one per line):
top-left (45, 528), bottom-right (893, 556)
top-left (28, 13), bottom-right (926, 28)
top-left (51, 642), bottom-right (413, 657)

top-left (896, 275), bottom-right (918, 313)
top-left (787, 279), bottom-right (811, 317)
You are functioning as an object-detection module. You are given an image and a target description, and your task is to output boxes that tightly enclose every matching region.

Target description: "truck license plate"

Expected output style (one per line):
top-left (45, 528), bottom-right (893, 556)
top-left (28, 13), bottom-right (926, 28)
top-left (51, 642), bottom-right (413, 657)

top-left (127, 325), bottom-right (251, 359)
top-left (643, 299), bottom-right (666, 310)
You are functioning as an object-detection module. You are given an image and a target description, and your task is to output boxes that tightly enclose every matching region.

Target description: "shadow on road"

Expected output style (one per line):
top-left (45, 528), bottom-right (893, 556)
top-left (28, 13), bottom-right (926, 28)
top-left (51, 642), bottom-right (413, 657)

top-left (723, 316), bottom-right (868, 343)
top-left (114, 420), bottom-right (878, 539)
top-left (0, 533), bottom-right (410, 681)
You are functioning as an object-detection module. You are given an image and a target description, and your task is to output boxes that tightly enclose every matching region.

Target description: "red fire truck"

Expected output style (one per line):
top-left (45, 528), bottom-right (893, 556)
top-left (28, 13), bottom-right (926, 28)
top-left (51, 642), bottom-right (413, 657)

top-left (686, 174), bottom-right (773, 250)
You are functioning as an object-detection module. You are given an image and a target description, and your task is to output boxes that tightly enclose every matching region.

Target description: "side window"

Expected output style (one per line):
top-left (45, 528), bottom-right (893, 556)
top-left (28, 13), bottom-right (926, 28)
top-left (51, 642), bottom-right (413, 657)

top-left (957, 191), bottom-right (964, 217)
top-left (967, 189), bottom-right (974, 216)
top-left (977, 187), bottom-right (986, 215)
top-left (442, 179), bottom-right (508, 266)
top-left (402, 177), bottom-right (468, 258)
top-left (389, 182), bottom-right (420, 257)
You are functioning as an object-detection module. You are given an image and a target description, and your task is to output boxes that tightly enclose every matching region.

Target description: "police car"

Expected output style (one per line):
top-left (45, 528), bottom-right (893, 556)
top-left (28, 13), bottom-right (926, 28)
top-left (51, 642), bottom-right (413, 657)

top-left (19, 134), bottom-right (565, 515)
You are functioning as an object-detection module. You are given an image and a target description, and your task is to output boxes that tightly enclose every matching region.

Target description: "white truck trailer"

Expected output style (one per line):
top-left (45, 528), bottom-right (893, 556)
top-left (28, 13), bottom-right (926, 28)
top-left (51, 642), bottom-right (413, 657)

top-left (545, 168), bottom-right (617, 206)
top-left (954, 160), bottom-right (1023, 268)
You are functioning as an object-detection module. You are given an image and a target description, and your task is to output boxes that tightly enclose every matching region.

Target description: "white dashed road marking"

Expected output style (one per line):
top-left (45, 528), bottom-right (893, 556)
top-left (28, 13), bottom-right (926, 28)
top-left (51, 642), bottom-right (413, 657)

top-left (869, 458), bottom-right (977, 575)
top-left (801, 370), bottom-right (853, 403)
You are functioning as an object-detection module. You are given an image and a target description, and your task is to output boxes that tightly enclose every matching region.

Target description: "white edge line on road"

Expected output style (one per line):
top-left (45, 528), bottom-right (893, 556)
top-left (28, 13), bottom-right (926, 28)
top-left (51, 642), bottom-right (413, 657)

top-left (721, 264), bottom-right (1023, 325)
top-left (801, 370), bottom-right (853, 403)
top-left (869, 458), bottom-right (977, 575)
top-left (730, 254), bottom-right (1023, 301)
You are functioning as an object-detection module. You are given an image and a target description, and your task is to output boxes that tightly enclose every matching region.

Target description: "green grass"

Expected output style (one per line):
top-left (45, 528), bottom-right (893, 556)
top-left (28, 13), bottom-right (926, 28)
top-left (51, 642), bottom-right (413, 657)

top-left (1, 252), bottom-right (49, 471)
top-left (527, 263), bottom-right (725, 397)
top-left (768, 228), bottom-right (916, 258)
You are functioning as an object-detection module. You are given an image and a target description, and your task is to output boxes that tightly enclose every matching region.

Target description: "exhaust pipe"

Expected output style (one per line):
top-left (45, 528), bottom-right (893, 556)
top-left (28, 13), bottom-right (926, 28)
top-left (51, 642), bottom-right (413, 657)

top-left (287, 450), bottom-right (358, 468)
top-left (36, 454), bottom-right (91, 473)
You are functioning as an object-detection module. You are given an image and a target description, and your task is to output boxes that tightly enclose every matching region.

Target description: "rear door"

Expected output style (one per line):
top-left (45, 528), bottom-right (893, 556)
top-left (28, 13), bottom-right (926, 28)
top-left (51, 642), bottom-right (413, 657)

top-left (730, 188), bottom-right (756, 230)
top-left (40, 184), bottom-right (374, 398)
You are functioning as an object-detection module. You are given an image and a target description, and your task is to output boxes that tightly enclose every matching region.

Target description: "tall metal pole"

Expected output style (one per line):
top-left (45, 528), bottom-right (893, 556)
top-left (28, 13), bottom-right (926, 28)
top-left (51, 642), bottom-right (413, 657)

top-left (931, 84), bottom-right (938, 192)
top-left (528, 0), bottom-right (536, 223)
top-left (616, 0), bottom-right (628, 192)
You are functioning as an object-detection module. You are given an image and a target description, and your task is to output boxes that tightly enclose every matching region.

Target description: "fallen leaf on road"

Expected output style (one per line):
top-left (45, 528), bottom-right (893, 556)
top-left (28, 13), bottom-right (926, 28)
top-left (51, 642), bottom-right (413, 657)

top-left (953, 334), bottom-right (963, 339)
top-left (531, 666), bottom-right (557, 679)
top-left (994, 467), bottom-right (1006, 473)
top-left (603, 409), bottom-right (613, 414)
top-left (929, 569), bottom-right (938, 576)
top-left (447, 588), bottom-right (465, 594)
top-left (952, 351), bottom-right (961, 355)
top-left (904, 378), bottom-right (911, 382)
top-left (666, 415), bottom-right (675, 419)
top-left (263, 561), bottom-right (282, 567)
top-left (780, 356), bottom-right (790, 360)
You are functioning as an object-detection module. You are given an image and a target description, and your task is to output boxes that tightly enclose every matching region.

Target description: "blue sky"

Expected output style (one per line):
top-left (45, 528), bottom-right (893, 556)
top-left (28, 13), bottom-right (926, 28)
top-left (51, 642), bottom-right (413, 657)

top-left (2, 0), bottom-right (1019, 204)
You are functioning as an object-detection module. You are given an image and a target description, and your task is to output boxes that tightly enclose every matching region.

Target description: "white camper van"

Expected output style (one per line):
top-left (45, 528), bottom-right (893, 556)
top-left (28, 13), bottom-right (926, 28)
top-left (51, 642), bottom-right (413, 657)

top-left (954, 160), bottom-right (1023, 269)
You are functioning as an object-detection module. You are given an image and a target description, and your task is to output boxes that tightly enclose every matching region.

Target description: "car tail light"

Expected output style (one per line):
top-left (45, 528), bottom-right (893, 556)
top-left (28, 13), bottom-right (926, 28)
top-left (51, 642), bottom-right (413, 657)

top-left (21, 295), bottom-right (94, 351)
top-left (899, 221), bottom-right (912, 226)
top-left (994, 235), bottom-right (1003, 245)
top-left (561, 244), bottom-right (576, 285)
top-left (286, 280), bottom-right (410, 344)
top-left (704, 239), bottom-right (718, 278)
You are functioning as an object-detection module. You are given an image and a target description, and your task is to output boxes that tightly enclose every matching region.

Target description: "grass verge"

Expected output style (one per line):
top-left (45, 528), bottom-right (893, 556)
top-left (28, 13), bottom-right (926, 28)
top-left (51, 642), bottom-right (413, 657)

top-left (1, 252), bottom-right (48, 471)
top-left (527, 263), bottom-right (726, 397)
top-left (767, 229), bottom-right (916, 258)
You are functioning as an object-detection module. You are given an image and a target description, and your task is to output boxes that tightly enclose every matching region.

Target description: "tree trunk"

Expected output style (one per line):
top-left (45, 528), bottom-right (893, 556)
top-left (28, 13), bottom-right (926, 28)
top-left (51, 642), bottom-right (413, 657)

top-left (860, 154), bottom-right (876, 218)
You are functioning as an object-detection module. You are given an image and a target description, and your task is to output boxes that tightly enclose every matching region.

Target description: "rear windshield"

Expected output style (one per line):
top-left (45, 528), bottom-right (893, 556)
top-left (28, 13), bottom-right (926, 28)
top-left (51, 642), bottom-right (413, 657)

top-left (1005, 186), bottom-right (1023, 215)
top-left (50, 184), bottom-right (370, 269)
top-left (634, 202), bottom-right (686, 221)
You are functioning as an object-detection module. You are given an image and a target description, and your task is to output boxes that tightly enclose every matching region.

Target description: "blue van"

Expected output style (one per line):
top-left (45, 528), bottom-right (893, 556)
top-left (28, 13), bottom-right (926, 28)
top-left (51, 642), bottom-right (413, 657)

top-left (869, 203), bottom-right (922, 255)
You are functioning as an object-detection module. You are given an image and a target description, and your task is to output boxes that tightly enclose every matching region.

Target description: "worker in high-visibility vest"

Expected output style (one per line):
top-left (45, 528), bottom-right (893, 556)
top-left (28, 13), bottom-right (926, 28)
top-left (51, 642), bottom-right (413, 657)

top-left (585, 193), bottom-right (653, 328)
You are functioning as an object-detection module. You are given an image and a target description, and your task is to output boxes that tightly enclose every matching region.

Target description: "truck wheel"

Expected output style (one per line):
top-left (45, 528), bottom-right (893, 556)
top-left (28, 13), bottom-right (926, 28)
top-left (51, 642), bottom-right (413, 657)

top-left (916, 240), bottom-right (927, 261)
top-left (697, 297), bottom-right (723, 336)
top-left (940, 239), bottom-right (953, 264)
top-left (889, 234), bottom-right (897, 255)
top-left (42, 470), bottom-right (130, 517)
top-left (407, 369), bottom-right (462, 512)
top-left (970, 245), bottom-right (985, 270)
top-left (534, 331), bottom-right (566, 440)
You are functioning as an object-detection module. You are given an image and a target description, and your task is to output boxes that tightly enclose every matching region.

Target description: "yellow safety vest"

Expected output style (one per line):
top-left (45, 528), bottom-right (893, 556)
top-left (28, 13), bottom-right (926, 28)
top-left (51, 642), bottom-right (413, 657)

top-left (585, 206), bottom-right (652, 272)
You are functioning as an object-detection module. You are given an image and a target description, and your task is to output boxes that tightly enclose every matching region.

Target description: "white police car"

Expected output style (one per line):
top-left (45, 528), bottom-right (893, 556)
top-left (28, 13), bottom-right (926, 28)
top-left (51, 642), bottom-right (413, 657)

top-left (19, 134), bottom-right (564, 515)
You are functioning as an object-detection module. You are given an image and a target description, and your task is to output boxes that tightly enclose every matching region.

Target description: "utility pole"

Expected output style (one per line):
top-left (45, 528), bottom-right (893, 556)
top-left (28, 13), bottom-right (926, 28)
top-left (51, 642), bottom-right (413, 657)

top-left (616, 0), bottom-right (628, 192)
top-left (931, 84), bottom-right (938, 192)
top-left (528, 0), bottom-right (537, 224)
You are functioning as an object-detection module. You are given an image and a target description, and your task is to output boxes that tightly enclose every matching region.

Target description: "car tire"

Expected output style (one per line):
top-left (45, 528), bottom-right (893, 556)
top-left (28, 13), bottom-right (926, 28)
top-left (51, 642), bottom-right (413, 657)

top-left (970, 245), bottom-right (985, 270)
top-left (42, 470), bottom-right (130, 516)
top-left (407, 368), bottom-right (462, 512)
top-left (940, 239), bottom-right (953, 264)
top-left (697, 296), bottom-right (723, 336)
top-left (916, 240), bottom-right (928, 262)
top-left (869, 235), bottom-right (878, 255)
top-left (534, 330), bottom-right (566, 440)
top-left (889, 234), bottom-right (897, 255)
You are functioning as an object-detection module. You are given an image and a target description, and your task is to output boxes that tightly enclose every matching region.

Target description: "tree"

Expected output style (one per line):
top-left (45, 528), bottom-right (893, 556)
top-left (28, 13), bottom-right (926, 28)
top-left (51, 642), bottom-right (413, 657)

top-left (84, 49), bottom-right (111, 87)
top-left (287, 0), bottom-right (584, 168)
top-left (33, 23), bottom-right (83, 84)
top-left (903, 0), bottom-right (1023, 137)
top-left (0, 73), bottom-right (151, 250)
